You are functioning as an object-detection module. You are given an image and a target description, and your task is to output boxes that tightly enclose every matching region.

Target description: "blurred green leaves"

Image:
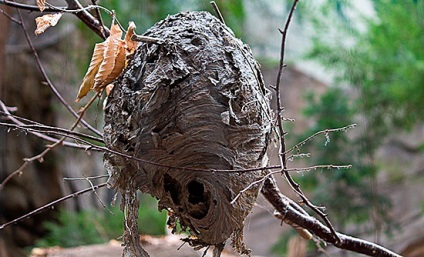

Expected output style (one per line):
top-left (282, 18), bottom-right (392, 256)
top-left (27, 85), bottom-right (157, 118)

top-left (308, 0), bottom-right (424, 135)
top-left (35, 194), bottom-right (167, 248)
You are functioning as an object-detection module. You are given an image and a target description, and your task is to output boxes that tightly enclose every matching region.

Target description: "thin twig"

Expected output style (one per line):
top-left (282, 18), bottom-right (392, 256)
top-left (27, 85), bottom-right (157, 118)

top-left (131, 34), bottom-right (164, 44)
top-left (272, 0), bottom-right (341, 243)
top-left (0, 41), bottom-right (101, 189)
top-left (0, 0), bottom-right (110, 38)
top-left (15, 6), bottom-right (102, 137)
top-left (285, 124), bottom-right (357, 155)
top-left (0, 6), bottom-right (20, 24)
top-left (0, 122), bottom-right (95, 148)
top-left (82, 174), bottom-right (108, 210)
top-left (23, 93), bottom-right (100, 163)
top-left (210, 1), bottom-right (225, 24)
top-left (91, 0), bottom-right (106, 38)
top-left (0, 182), bottom-right (108, 230)
top-left (0, 0), bottom-right (66, 12)
top-left (63, 174), bottom-right (109, 181)
top-left (0, 103), bottom-right (98, 149)
top-left (0, 108), bottom-right (103, 143)
top-left (231, 165), bottom-right (352, 204)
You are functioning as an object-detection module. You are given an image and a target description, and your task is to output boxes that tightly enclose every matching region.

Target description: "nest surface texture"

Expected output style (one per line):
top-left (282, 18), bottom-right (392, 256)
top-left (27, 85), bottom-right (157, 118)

top-left (104, 11), bottom-right (272, 254)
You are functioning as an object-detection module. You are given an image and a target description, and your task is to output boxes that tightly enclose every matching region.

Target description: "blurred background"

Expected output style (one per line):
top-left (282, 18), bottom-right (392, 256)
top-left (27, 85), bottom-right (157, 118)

top-left (0, 0), bottom-right (423, 256)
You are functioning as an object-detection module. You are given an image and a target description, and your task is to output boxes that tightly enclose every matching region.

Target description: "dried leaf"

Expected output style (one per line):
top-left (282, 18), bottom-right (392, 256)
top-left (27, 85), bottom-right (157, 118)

top-left (37, 0), bottom-right (46, 12)
top-left (77, 21), bottom-right (136, 101)
top-left (105, 84), bottom-right (114, 96)
top-left (76, 42), bottom-right (106, 101)
top-left (94, 23), bottom-right (123, 90)
top-left (124, 21), bottom-right (138, 57)
top-left (104, 40), bottom-right (126, 84)
top-left (35, 13), bottom-right (62, 35)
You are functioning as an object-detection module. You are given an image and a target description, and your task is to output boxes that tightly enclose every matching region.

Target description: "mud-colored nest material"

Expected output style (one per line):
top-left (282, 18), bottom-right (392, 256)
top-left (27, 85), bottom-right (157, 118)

top-left (104, 11), bottom-right (272, 255)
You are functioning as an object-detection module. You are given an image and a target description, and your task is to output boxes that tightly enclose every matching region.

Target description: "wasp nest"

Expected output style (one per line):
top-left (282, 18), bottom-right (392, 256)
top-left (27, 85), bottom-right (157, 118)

top-left (104, 11), bottom-right (272, 256)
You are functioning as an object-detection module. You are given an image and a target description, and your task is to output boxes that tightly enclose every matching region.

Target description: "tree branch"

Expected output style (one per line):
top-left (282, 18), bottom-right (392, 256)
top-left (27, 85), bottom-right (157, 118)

top-left (0, 0), bottom-right (109, 39)
top-left (12, 4), bottom-right (103, 136)
top-left (272, 0), bottom-right (340, 242)
top-left (0, 0), bottom-right (65, 12)
top-left (64, 0), bottom-right (109, 39)
top-left (0, 182), bottom-right (108, 230)
top-left (261, 177), bottom-right (401, 257)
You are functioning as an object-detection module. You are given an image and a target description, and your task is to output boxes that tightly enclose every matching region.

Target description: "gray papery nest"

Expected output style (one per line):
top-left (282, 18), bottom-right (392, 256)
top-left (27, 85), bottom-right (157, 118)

top-left (104, 11), bottom-right (272, 257)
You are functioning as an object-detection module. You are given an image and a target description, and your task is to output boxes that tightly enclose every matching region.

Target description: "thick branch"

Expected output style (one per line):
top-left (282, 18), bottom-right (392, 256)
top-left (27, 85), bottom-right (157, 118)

top-left (261, 177), bottom-right (401, 257)
top-left (65, 0), bottom-right (109, 39)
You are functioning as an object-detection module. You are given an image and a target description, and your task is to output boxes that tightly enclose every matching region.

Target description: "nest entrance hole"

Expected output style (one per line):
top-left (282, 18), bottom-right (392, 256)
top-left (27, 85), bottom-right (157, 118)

top-left (163, 175), bottom-right (211, 220)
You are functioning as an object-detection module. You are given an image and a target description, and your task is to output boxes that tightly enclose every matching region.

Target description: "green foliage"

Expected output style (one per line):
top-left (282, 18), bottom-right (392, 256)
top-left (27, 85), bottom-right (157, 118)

top-left (35, 209), bottom-right (104, 248)
top-left (36, 194), bottom-right (167, 248)
top-left (295, 0), bottom-right (423, 232)
top-left (271, 230), bottom-right (296, 255)
top-left (307, 0), bottom-right (424, 138)
top-left (293, 88), bottom-right (390, 228)
top-left (273, 88), bottom-right (392, 254)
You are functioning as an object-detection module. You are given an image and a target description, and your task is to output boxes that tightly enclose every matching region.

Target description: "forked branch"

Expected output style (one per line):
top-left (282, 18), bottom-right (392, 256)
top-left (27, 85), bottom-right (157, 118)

top-left (271, 0), bottom-right (340, 242)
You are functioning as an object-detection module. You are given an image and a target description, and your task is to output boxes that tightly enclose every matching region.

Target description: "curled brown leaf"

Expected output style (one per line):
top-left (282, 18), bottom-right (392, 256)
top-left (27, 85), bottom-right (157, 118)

top-left (34, 13), bottom-right (62, 35)
top-left (76, 21), bottom-right (139, 101)
top-left (37, 0), bottom-right (46, 12)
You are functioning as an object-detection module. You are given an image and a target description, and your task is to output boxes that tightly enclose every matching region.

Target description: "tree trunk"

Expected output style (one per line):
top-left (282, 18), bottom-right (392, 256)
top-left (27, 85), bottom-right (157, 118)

top-left (104, 11), bottom-right (272, 256)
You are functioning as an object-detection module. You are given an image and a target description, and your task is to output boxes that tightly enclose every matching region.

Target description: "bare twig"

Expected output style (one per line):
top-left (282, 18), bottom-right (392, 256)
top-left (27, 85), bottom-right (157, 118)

top-left (14, 5), bottom-right (102, 136)
top-left (82, 174), bottom-right (108, 210)
top-left (23, 92), bottom-right (100, 161)
top-left (0, 0), bottom-right (110, 39)
top-left (0, 92), bottom-right (100, 190)
top-left (0, 107), bottom-right (103, 143)
top-left (63, 174), bottom-right (109, 180)
top-left (0, 103), bottom-right (98, 149)
top-left (231, 164), bottom-right (351, 204)
top-left (0, 0), bottom-right (66, 12)
top-left (272, 0), bottom-right (340, 242)
top-left (285, 124), bottom-right (357, 155)
top-left (0, 6), bottom-right (20, 24)
top-left (131, 34), bottom-right (164, 44)
top-left (0, 182), bottom-right (108, 230)
top-left (210, 1), bottom-right (225, 24)
top-left (91, 0), bottom-right (106, 38)
top-left (261, 177), bottom-right (401, 257)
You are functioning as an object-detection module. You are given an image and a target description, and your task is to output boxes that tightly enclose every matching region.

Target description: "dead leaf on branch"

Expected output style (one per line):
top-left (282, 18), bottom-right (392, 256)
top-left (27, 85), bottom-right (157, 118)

top-left (93, 23), bottom-right (123, 91)
top-left (76, 21), bottom-right (139, 102)
top-left (34, 13), bottom-right (62, 35)
top-left (125, 21), bottom-right (138, 56)
top-left (76, 42), bottom-right (106, 101)
top-left (37, 0), bottom-right (46, 12)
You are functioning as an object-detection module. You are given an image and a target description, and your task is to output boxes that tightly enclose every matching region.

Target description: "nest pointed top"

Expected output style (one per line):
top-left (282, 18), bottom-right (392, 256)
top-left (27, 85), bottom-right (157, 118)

top-left (104, 11), bottom-right (272, 255)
